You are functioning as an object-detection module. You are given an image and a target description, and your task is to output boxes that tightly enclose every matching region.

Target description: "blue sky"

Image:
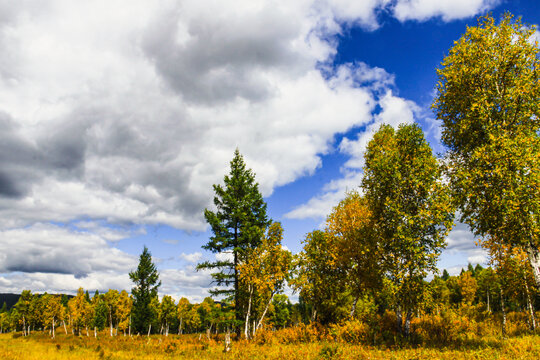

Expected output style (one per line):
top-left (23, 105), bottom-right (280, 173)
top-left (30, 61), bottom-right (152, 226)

top-left (0, 0), bottom-right (539, 301)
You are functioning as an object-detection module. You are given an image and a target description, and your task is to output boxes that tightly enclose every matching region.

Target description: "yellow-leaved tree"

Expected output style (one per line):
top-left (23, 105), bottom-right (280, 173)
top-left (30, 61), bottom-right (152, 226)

top-left (238, 222), bottom-right (291, 339)
top-left (326, 191), bottom-right (381, 318)
top-left (434, 13), bottom-right (540, 287)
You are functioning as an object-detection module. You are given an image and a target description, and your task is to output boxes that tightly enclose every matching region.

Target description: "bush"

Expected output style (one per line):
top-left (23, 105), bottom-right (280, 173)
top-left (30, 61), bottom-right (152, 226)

top-left (329, 320), bottom-right (369, 344)
top-left (413, 310), bottom-right (477, 344)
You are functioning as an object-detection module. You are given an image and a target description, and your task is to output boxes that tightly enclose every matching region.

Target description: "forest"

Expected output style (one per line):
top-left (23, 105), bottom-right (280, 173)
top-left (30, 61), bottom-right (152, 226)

top-left (1, 12), bottom-right (540, 360)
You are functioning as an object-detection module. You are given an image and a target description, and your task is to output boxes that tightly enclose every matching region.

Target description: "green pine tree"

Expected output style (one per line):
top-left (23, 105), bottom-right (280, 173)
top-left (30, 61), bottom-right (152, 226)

top-left (197, 149), bottom-right (271, 330)
top-left (129, 246), bottom-right (160, 334)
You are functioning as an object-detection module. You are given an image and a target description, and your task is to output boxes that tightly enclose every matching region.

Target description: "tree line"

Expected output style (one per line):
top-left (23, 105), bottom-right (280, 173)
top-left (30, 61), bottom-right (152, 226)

top-left (1, 13), bottom-right (539, 342)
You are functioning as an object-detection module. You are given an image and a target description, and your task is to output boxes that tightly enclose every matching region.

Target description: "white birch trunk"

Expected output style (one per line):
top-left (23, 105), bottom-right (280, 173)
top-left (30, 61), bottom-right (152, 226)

top-left (256, 292), bottom-right (275, 331)
top-left (526, 243), bottom-right (540, 288)
top-left (244, 285), bottom-right (253, 340)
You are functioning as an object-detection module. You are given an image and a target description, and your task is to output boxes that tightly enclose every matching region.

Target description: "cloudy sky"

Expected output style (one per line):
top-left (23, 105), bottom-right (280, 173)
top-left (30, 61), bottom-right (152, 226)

top-left (0, 0), bottom-right (538, 302)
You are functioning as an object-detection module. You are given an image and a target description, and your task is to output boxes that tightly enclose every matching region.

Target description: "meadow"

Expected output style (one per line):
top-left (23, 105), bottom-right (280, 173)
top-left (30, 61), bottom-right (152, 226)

top-left (1, 327), bottom-right (540, 360)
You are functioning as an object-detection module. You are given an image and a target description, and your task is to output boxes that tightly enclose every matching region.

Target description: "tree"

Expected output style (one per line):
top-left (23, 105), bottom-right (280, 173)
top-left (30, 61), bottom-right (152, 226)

top-left (92, 293), bottom-right (108, 334)
top-left (176, 297), bottom-right (190, 334)
top-left (325, 191), bottom-right (381, 317)
top-left (158, 295), bottom-right (176, 336)
top-left (291, 230), bottom-right (351, 324)
top-left (197, 149), bottom-right (271, 330)
top-left (238, 222), bottom-right (292, 338)
top-left (268, 294), bottom-right (292, 329)
top-left (68, 288), bottom-right (93, 336)
top-left (42, 294), bottom-right (63, 339)
top-left (103, 289), bottom-right (119, 336)
top-left (433, 13), bottom-right (540, 286)
top-left (116, 290), bottom-right (133, 335)
top-left (14, 290), bottom-right (33, 336)
top-left (129, 246), bottom-right (161, 334)
top-left (361, 123), bottom-right (454, 336)
top-left (458, 271), bottom-right (478, 308)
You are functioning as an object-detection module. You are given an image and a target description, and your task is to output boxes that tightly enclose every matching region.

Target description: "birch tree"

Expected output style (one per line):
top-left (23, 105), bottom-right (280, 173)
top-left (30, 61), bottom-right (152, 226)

top-left (434, 13), bottom-right (540, 286)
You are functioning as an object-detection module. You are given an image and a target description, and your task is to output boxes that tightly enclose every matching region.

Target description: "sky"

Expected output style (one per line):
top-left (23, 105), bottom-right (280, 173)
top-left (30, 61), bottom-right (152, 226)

top-left (0, 0), bottom-right (539, 302)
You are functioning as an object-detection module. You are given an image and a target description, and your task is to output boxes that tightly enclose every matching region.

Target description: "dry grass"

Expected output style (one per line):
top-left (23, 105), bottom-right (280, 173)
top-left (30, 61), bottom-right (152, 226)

top-left (1, 331), bottom-right (540, 360)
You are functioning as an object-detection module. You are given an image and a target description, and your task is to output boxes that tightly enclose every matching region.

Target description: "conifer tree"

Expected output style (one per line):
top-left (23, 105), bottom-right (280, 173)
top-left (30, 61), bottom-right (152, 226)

top-left (129, 246), bottom-right (160, 334)
top-left (197, 149), bottom-right (271, 329)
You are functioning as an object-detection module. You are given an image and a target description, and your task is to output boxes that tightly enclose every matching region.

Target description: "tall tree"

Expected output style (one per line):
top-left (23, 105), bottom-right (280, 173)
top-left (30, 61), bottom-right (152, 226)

top-left (433, 13), bottom-right (540, 286)
top-left (14, 290), bottom-right (33, 336)
top-left (362, 123), bottom-right (454, 336)
top-left (197, 149), bottom-right (271, 329)
top-left (291, 230), bottom-right (351, 324)
top-left (176, 297), bottom-right (190, 334)
top-left (42, 294), bottom-right (63, 339)
top-left (238, 222), bottom-right (292, 338)
top-left (116, 290), bottom-right (133, 336)
top-left (158, 295), bottom-right (176, 336)
top-left (129, 246), bottom-right (161, 334)
top-left (325, 191), bottom-right (381, 318)
top-left (68, 288), bottom-right (93, 336)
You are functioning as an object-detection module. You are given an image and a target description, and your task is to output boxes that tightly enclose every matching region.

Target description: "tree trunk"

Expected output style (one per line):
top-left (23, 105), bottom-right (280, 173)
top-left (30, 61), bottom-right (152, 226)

top-left (52, 317), bottom-right (55, 339)
top-left (94, 327), bottom-right (97, 338)
top-left (109, 311), bottom-right (113, 337)
top-left (311, 308), bottom-right (317, 323)
top-left (524, 278), bottom-right (536, 330)
top-left (487, 290), bottom-right (491, 313)
top-left (224, 329), bottom-right (231, 352)
top-left (22, 316), bottom-right (26, 336)
top-left (404, 309), bottom-right (412, 337)
top-left (350, 296), bottom-right (359, 319)
top-left (147, 324), bottom-right (151, 337)
top-left (500, 288), bottom-right (507, 338)
top-left (396, 305), bottom-right (403, 335)
top-left (244, 285), bottom-right (253, 339)
top-left (178, 318), bottom-right (182, 335)
top-left (256, 292), bottom-right (275, 331)
top-left (63, 320), bottom-right (67, 335)
top-left (234, 226), bottom-right (241, 336)
top-left (526, 242), bottom-right (540, 288)
top-left (86, 326), bottom-right (89, 337)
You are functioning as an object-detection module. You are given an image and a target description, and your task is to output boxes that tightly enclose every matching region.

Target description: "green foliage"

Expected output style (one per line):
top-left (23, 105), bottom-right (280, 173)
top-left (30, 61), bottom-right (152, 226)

top-left (433, 13), bottom-right (540, 286)
top-left (292, 230), bottom-right (352, 324)
top-left (197, 149), bottom-right (271, 328)
top-left (362, 123), bottom-right (454, 330)
top-left (268, 294), bottom-right (292, 329)
top-left (129, 246), bottom-right (161, 334)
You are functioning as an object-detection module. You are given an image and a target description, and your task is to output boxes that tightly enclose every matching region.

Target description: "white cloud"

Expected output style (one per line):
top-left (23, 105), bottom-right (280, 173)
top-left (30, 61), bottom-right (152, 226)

top-left (286, 89), bottom-right (418, 220)
top-left (178, 252), bottom-right (203, 263)
top-left (0, 223), bottom-right (136, 277)
top-left (0, 0), bottom-right (500, 294)
top-left (392, 0), bottom-right (499, 22)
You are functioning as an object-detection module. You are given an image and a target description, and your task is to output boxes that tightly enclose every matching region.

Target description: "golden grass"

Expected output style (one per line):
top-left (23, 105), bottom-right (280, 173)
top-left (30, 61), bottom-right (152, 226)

top-left (1, 332), bottom-right (540, 360)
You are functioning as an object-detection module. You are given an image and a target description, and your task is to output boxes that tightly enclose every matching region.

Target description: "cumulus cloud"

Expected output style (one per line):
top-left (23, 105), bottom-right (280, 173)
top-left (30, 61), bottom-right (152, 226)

top-left (0, 223), bottom-right (136, 278)
top-left (286, 89), bottom-right (418, 220)
top-left (392, 0), bottom-right (499, 22)
top-left (0, 0), bottom-right (499, 294)
top-left (178, 252), bottom-right (203, 263)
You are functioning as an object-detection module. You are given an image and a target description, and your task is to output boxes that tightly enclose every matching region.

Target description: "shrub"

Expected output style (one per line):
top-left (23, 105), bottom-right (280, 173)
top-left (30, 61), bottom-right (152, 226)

top-left (329, 320), bottom-right (369, 344)
top-left (413, 310), bottom-right (478, 344)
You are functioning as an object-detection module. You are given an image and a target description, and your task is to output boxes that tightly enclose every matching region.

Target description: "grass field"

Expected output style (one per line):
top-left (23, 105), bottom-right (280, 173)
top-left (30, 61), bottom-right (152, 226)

top-left (1, 332), bottom-right (540, 359)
